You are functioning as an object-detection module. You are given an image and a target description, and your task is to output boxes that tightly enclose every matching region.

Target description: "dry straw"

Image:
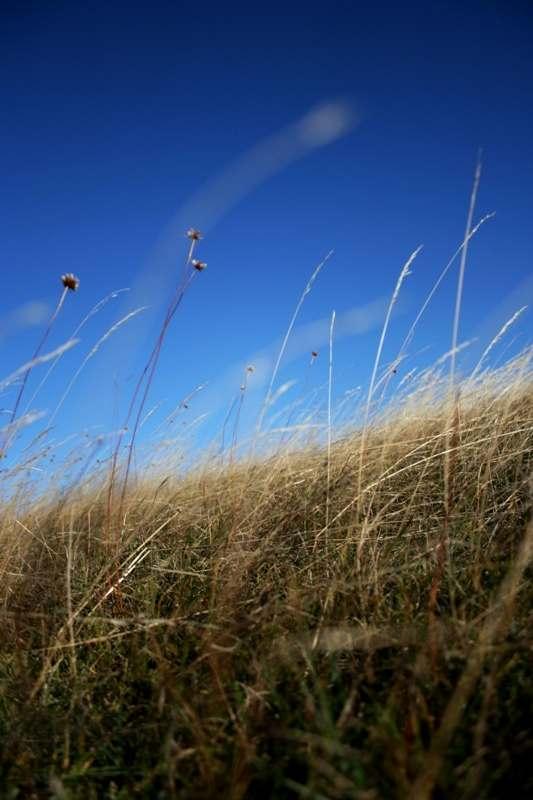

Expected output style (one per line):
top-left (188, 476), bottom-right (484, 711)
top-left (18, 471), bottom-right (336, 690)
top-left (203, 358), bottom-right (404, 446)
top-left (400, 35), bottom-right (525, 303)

top-left (107, 229), bottom-right (207, 540)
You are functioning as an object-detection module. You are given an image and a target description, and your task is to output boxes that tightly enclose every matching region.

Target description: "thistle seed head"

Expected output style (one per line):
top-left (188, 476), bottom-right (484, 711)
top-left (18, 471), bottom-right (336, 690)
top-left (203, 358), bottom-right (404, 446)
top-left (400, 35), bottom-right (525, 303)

top-left (187, 228), bottom-right (203, 241)
top-left (61, 273), bottom-right (80, 291)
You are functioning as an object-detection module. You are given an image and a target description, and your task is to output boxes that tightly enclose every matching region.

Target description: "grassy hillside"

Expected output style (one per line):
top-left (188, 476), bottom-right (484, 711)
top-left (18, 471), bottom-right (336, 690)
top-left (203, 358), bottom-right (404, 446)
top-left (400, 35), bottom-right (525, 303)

top-left (1, 352), bottom-right (532, 799)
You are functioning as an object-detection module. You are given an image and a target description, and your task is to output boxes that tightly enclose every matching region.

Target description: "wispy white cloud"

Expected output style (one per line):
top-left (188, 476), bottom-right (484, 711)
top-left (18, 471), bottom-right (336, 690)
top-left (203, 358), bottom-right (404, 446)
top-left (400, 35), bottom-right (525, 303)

top-left (170, 101), bottom-right (358, 238)
top-left (0, 301), bottom-right (50, 340)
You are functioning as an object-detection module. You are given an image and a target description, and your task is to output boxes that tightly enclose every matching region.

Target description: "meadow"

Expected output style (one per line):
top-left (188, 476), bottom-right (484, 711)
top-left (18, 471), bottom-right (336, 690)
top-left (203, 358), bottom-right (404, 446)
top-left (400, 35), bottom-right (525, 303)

top-left (0, 218), bottom-right (532, 799)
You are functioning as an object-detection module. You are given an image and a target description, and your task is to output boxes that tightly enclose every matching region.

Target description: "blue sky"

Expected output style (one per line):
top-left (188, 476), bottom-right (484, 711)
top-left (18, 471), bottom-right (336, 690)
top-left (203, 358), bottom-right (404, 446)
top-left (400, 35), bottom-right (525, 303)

top-left (1, 1), bottom-right (532, 468)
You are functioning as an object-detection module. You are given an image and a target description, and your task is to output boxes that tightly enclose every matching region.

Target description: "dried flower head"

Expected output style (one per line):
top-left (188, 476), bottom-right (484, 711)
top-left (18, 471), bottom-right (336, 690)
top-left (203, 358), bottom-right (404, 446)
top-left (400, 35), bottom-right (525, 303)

top-left (187, 228), bottom-right (203, 241)
top-left (61, 273), bottom-right (80, 291)
top-left (191, 259), bottom-right (207, 272)
top-left (246, 365), bottom-right (255, 373)
top-left (311, 351), bottom-right (318, 358)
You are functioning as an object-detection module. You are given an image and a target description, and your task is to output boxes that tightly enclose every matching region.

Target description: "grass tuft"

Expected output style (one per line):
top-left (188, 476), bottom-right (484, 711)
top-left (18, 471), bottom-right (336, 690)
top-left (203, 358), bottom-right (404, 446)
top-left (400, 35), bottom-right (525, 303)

top-left (0, 351), bottom-right (531, 798)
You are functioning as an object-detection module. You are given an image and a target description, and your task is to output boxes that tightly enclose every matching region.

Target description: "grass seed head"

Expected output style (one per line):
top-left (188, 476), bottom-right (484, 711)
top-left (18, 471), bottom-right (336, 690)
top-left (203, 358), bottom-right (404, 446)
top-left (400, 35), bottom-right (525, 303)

top-left (61, 273), bottom-right (80, 291)
top-left (187, 228), bottom-right (203, 241)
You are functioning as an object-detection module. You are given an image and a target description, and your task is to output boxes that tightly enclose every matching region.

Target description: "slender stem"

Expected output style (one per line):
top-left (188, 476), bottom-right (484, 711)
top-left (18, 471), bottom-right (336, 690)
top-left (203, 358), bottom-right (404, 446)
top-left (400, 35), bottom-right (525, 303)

top-left (255, 250), bottom-right (333, 446)
top-left (114, 247), bottom-right (197, 528)
top-left (377, 212), bottom-right (495, 409)
top-left (450, 153), bottom-right (482, 390)
top-left (230, 368), bottom-right (250, 463)
top-left (470, 305), bottom-right (527, 381)
top-left (9, 287), bottom-right (68, 427)
top-left (325, 310), bottom-right (336, 534)
top-left (356, 247), bottom-right (421, 519)
top-left (23, 288), bottom-right (129, 417)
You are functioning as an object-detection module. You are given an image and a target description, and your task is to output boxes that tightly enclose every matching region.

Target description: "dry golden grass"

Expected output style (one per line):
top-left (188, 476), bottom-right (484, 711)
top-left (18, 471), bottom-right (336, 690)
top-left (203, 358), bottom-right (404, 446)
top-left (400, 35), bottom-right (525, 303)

top-left (0, 350), bottom-right (531, 798)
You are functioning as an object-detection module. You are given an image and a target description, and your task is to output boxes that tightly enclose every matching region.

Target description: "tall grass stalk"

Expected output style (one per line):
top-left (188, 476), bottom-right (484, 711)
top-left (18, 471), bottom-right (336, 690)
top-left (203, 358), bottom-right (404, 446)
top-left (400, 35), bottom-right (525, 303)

top-left (375, 212), bottom-right (495, 408)
top-left (325, 310), bottom-right (335, 533)
top-left (434, 154), bottom-right (484, 636)
top-left (8, 284), bottom-right (70, 428)
top-left (255, 250), bottom-right (333, 446)
top-left (450, 153), bottom-right (483, 390)
top-left (23, 288), bottom-right (129, 417)
top-left (470, 305), bottom-right (527, 381)
top-left (106, 235), bottom-right (201, 540)
top-left (0, 339), bottom-right (79, 456)
top-left (49, 307), bottom-right (147, 426)
top-left (355, 246), bottom-right (421, 518)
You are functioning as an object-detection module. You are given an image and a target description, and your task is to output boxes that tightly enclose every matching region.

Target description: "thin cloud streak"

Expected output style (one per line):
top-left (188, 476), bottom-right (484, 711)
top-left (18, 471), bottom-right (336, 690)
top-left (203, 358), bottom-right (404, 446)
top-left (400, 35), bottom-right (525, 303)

top-left (0, 301), bottom-right (50, 341)
top-left (95, 100), bottom-right (360, 380)
top-left (199, 297), bottom-right (388, 409)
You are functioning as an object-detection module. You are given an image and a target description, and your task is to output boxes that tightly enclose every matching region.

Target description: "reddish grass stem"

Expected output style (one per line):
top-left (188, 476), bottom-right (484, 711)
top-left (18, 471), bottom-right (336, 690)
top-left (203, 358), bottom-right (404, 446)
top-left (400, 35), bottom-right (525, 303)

top-left (3, 274), bottom-right (78, 455)
top-left (106, 236), bottom-right (201, 543)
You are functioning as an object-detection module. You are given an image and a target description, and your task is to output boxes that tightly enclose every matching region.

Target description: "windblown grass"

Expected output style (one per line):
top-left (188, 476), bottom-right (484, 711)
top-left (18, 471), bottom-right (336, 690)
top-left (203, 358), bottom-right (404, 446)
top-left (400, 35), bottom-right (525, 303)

top-left (0, 350), bottom-right (531, 799)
